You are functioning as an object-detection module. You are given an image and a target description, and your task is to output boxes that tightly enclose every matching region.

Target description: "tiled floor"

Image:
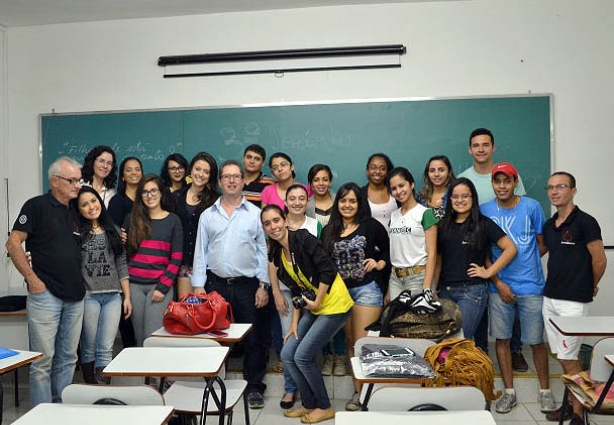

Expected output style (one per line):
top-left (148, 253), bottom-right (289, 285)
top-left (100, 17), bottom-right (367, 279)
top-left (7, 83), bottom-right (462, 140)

top-left (3, 344), bottom-right (614, 424)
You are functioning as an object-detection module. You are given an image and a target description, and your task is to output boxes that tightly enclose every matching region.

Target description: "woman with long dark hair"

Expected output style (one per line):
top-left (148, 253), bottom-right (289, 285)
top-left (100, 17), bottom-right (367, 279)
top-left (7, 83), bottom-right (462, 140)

top-left (75, 186), bottom-right (132, 384)
top-left (436, 177), bottom-right (516, 339)
top-left (172, 152), bottom-right (219, 298)
top-left (306, 164), bottom-right (335, 226)
top-left (262, 204), bottom-right (352, 424)
top-left (81, 146), bottom-right (118, 207)
top-left (322, 182), bottom-right (389, 411)
top-left (160, 153), bottom-right (188, 193)
top-left (261, 152), bottom-right (312, 208)
top-left (416, 155), bottom-right (456, 220)
top-left (108, 156), bottom-right (143, 227)
top-left (361, 153), bottom-right (398, 230)
top-left (124, 174), bottom-right (183, 346)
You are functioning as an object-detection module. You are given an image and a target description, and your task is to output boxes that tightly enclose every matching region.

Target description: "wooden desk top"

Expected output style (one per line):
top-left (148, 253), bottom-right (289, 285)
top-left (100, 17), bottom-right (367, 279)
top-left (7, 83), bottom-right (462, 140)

top-left (549, 316), bottom-right (614, 336)
top-left (335, 410), bottom-right (496, 425)
top-left (11, 403), bottom-right (174, 425)
top-left (150, 323), bottom-right (252, 343)
top-left (0, 350), bottom-right (42, 375)
top-left (103, 346), bottom-right (229, 378)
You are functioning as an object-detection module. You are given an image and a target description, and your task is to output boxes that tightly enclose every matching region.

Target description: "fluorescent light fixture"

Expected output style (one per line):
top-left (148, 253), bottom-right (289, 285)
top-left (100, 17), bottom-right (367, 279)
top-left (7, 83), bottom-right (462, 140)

top-left (158, 44), bottom-right (406, 78)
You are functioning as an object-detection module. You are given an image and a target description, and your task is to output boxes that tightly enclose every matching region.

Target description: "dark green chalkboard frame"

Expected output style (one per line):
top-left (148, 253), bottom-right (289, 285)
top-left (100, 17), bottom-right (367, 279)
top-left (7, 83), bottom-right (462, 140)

top-left (40, 94), bottom-right (552, 211)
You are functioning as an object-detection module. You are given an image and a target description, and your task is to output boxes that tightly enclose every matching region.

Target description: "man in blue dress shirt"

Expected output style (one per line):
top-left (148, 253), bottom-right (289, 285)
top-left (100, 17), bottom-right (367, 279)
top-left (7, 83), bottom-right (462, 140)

top-left (192, 159), bottom-right (271, 409)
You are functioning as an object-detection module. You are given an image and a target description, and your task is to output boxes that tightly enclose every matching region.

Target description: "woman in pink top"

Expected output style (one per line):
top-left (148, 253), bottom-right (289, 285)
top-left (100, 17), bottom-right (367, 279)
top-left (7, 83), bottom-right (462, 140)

top-left (261, 152), bottom-right (312, 208)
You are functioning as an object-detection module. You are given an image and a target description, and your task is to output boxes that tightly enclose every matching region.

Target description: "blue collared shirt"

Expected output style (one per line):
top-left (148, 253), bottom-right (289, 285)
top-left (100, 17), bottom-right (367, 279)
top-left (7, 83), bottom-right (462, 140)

top-left (192, 196), bottom-right (269, 287)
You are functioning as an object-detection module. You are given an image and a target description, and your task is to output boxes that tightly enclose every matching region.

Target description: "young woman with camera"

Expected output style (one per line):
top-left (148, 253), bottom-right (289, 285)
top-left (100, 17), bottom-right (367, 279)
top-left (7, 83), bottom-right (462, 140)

top-left (262, 204), bottom-right (353, 424)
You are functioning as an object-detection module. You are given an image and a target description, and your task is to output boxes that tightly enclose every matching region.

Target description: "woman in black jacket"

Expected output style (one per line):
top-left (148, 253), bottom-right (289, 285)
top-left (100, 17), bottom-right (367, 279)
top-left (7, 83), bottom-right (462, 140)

top-left (262, 205), bottom-right (353, 424)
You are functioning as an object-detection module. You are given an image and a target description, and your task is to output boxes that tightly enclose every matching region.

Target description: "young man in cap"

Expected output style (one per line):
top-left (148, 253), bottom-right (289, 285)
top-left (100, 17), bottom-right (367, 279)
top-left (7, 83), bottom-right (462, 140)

top-left (481, 162), bottom-right (554, 414)
top-left (541, 172), bottom-right (607, 424)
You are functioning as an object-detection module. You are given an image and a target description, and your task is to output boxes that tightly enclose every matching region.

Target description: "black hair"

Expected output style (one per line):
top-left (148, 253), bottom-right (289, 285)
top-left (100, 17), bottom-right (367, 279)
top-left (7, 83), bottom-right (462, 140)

top-left (307, 164), bottom-right (333, 185)
top-left (243, 144), bottom-right (267, 161)
top-left (74, 186), bottom-right (124, 256)
top-left (322, 182), bottom-right (370, 252)
top-left (387, 166), bottom-right (416, 196)
top-left (439, 177), bottom-right (487, 249)
top-left (160, 153), bottom-right (188, 190)
top-left (549, 171), bottom-right (576, 189)
top-left (81, 146), bottom-right (118, 190)
top-left (469, 128), bottom-right (495, 146)
top-left (419, 155), bottom-right (456, 202)
top-left (366, 153), bottom-right (394, 173)
top-left (260, 204), bottom-right (287, 261)
top-left (269, 152), bottom-right (296, 179)
top-left (116, 156), bottom-right (143, 195)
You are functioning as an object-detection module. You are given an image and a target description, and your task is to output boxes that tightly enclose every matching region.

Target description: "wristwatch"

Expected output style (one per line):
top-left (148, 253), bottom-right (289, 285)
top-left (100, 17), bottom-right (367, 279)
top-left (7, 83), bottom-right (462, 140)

top-left (259, 281), bottom-right (271, 290)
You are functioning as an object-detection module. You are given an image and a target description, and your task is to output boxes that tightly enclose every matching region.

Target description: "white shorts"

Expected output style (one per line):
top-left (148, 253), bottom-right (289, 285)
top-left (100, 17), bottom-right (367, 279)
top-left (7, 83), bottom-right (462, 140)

top-left (542, 296), bottom-right (589, 361)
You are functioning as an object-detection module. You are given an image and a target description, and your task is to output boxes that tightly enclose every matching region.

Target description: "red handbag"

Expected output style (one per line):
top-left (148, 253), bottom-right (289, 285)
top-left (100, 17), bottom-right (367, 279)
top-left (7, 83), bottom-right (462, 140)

top-left (163, 291), bottom-right (233, 335)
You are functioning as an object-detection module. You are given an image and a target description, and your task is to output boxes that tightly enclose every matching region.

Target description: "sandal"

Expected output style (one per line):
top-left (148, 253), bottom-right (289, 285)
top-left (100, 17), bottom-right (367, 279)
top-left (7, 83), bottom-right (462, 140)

top-left (284, 407), bottom-right (313, 418)
top-left (270, 359), bottom-right (284, 373)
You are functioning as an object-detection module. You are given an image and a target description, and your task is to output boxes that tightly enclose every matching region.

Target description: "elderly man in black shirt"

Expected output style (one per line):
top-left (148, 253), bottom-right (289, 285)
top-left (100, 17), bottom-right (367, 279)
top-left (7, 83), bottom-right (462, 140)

top-left (6, 157), bottom-right (86, 407)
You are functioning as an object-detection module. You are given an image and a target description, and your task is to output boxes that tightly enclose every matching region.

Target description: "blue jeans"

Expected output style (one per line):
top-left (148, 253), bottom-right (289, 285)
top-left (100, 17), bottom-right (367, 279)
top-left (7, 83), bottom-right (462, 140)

top-left (438, 283), bottom-right (488, 340)
top-left (273, 289), bottom-right (299, 393)
top-left (81, 292), bottom-right (122, 368)
top-left (281, 309), bottom-right (351, 410)
top-left (27, 290), bottom-right (84, 406)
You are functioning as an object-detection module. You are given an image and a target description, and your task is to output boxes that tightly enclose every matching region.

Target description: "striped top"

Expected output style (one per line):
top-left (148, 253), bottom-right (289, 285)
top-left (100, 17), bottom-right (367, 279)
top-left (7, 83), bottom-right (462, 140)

top-left (127, 213), bottom-right (183, 294)
top-left (242, 172), bottom-right (275, 207)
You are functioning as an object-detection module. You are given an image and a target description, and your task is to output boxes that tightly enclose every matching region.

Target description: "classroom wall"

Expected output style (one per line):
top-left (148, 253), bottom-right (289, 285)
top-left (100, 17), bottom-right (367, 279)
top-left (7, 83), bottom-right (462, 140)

top-left (2, 0), bottom-right (613, 302)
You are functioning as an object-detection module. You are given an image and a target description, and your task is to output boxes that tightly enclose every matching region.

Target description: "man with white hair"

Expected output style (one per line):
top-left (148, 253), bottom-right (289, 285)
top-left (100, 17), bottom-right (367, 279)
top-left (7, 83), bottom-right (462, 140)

top-left (6, 157), bottom-right (86, 407)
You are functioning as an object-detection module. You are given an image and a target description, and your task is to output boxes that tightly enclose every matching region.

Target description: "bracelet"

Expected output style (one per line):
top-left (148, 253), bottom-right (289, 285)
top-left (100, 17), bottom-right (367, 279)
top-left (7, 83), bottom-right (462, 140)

top-left (259, 282), bottom-right (271, 290)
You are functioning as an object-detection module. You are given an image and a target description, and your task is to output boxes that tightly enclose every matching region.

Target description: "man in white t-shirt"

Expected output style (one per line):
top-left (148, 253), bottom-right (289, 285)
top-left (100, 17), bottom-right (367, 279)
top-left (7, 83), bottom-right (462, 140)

top-left (458, 127), bottom-right (526, 368)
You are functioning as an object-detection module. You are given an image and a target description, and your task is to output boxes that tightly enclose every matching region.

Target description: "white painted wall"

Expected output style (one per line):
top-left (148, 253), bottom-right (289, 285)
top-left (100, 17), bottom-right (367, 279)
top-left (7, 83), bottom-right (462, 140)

top-left (2, 0), bottom-right (613, 305)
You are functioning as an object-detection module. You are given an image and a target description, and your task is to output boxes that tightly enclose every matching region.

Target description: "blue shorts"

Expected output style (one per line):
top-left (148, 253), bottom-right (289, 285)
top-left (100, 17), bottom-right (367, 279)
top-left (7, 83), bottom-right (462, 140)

top-left (347, 281), bottom-right (383, 307)
top-left (489, 293), bottom-right (544, 345)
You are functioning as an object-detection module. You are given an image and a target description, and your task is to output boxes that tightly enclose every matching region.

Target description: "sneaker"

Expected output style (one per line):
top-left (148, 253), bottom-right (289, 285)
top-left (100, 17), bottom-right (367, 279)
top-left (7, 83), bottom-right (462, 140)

top-left (512, 351), bottom-right (529, 372)
top-left (495, 392), bottom-right (518, 414)
top-left (539, 391), bottom-right (557, 413)
top-left (345, 392), bottom-right (362, 411)
top-left (333, 354), bottom-right (348, 376)
top-left (247, 391), bottom-right (265, 409)
top-left (321, 354), bottom-right (334, 376)
top-left (545, 404), bottom-right (572, 422)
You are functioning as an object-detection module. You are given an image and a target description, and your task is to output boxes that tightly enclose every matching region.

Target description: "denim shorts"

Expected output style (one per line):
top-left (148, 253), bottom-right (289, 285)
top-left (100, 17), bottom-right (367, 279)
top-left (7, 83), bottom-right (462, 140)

top-left (347, 281), bottom-right (383, 307)
top-left (489, 293), bottom-right (544, 345)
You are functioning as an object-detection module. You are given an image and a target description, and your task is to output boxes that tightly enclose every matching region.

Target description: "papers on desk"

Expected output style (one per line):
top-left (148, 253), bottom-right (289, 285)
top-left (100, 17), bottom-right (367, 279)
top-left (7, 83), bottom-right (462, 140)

top-left (0, 347), bottom-right (19, 360)
top-left (562, 371), bottom-right (614, 411)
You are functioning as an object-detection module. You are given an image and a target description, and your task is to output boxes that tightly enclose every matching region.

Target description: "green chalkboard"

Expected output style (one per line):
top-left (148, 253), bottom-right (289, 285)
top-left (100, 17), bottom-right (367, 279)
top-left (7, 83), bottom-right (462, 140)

top-left (41, 95), bottom-right (551, 211)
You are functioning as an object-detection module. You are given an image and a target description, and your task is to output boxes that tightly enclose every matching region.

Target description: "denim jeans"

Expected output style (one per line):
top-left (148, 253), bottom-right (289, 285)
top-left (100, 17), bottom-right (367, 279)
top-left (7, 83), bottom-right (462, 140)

top-left (27, 290), bottom-right (84, 406)
top-left (81, 292), bottom-right (122, 368)
top-left (275, 289), bottom-right (298, 394)
top-left (438, 283), bottom-right (488, 340)
top-left (281, 308), bottom-right (351, 410)
top-left (206, 275), bottom-right (270, 394)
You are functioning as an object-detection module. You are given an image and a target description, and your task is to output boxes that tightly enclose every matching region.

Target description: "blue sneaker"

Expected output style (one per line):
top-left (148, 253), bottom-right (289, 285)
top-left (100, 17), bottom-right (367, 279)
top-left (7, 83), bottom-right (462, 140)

top-left (247, 391), bottom-right (265, 409)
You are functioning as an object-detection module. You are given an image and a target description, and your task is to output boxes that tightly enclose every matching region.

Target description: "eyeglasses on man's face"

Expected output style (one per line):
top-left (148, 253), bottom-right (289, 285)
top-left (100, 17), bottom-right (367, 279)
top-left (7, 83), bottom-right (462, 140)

top-left (220, 174), bottom-right (243, 182)
top-left (546, 184), bottom-right (569, 191)
top-left (55, 175), bottom-right (84, 186)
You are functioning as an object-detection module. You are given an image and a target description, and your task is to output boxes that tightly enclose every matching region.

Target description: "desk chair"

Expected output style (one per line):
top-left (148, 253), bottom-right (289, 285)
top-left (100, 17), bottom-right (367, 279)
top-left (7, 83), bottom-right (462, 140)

top-left (143, 336), bottom-right (248, 425)
top-left (559, 337), bottom-right (614, 425)
top-left (368, 385), bottom-right (486, 411)
top-left (61, 383), bottom-right (165, 405)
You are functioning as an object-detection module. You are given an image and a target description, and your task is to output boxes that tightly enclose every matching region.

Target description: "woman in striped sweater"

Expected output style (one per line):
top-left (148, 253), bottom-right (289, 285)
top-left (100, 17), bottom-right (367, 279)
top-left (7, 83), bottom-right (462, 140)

top-left (124, 174), bottom-right (183, 346)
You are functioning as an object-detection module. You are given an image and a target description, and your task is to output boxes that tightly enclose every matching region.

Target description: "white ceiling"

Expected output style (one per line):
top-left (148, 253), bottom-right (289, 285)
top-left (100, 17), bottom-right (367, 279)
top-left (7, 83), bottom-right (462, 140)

top-left (0, 0), bottom-right (461, 27)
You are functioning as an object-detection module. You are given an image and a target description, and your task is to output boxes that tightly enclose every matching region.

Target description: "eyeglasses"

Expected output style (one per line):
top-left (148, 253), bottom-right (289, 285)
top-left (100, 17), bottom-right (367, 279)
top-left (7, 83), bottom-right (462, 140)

top-left (141, 188), bottom-right (160, 197)
top-left (546, 184), bottom-right (569, 191)
top-left (450, 193), bottom-right (472, 200)
top-left (96, 158), bottom-right (114, 168)
top-left (54, 175), bottom-right (84, 186)
top-left (168, 166), bottom-right (185, 173)
top-left (220, 174), bottom-right (243, 181)
top-left (271, 161), bottom-right (290, 172)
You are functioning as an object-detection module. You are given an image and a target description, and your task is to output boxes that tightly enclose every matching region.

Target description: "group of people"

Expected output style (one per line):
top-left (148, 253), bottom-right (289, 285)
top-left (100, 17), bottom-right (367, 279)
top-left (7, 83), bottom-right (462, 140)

top-left (5, 127), bottom-right (606, 425)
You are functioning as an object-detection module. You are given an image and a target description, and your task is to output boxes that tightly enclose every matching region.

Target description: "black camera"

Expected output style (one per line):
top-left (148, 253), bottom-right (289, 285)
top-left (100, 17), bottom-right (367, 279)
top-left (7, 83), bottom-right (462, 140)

top-left (292, 288), bottom-right (316, 309)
